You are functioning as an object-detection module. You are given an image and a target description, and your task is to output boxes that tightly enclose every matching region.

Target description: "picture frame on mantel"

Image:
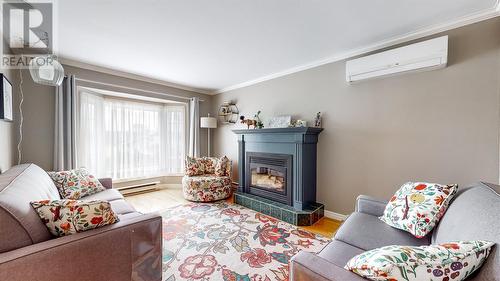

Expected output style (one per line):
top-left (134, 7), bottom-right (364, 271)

top-left (0, 74), bottom-right (13, 122)
top-left (268, 115), bottom-right (291, 128)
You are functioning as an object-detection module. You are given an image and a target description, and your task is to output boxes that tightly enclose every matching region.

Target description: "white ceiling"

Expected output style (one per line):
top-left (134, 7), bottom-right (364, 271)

top-left (57, 0), bottom-right (500, 94)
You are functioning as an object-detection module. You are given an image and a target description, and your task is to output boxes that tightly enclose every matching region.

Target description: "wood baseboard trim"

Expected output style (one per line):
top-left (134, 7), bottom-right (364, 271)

top-left (324, 210), bottom-right (348, 221)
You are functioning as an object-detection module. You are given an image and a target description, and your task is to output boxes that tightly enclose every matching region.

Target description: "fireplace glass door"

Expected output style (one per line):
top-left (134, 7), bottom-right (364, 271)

top-left (250, 165), bottom-right (286, 194)
top-left (245, 152), bottom-right (292, 205)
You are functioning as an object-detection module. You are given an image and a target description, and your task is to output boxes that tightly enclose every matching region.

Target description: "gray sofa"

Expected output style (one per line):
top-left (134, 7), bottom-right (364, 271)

top-left (291, 182), bottom-right (500, 281)
top-left (0, 163), bottom-right (163, 281)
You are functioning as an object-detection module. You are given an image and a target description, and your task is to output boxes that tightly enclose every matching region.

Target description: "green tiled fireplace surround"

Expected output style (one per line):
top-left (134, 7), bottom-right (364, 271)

top-left (235, 192), bottom-right (324, 226)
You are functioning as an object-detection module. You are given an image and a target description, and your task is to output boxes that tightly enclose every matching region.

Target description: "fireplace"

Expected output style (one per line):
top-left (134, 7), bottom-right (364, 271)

top-left (233, 127), bottom-right (324, 226)
top-left (245, 152), bottom-right (292, 205)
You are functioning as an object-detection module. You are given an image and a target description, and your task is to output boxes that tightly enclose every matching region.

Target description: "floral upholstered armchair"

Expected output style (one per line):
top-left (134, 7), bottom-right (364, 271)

top-left (182, 156), bottom-right (232, 202)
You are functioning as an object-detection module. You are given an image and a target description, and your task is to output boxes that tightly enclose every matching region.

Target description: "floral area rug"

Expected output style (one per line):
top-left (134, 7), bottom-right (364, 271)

top-left (160, 202), bottom-right (330, 281)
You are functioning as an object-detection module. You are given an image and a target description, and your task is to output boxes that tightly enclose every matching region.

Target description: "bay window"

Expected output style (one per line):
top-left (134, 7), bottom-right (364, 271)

top-left (78, 88), bottom-right (186, 180)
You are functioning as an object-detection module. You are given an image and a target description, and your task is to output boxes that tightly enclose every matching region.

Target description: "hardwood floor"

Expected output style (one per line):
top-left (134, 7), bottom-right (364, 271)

top-left (124, 187), bottom-right (186, 213)
top-left (124, 185), bottom-right (342, 238)
top-left (301, 217), bottom-right (343, 238)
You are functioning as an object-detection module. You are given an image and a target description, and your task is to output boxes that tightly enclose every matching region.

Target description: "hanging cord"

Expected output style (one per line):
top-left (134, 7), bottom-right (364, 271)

top-left (17, 68), bottom-right (24, 165)
top-left (16, 34), bottom-right (49, 165)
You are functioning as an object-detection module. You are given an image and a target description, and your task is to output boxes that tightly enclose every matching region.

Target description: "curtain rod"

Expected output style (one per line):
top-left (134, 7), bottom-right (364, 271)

top-left (74, 78), bottom-right (205, 102)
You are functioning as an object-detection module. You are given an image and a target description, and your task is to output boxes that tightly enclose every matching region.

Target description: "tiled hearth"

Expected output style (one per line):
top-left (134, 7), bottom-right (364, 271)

top-left (234, 192), bottom-right (324, 226)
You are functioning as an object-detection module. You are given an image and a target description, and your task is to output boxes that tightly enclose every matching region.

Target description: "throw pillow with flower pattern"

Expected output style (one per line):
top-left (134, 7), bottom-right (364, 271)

top-left (380, 182), bottom-right (458, 238)
top-left (31, 199), bottom-right (119, 237)
top-left (185, 156), bottom-right (205, 176)
top-left (48, 168), bottom-right (106, 199)
top-left (345, 240), bottom-right (494, 281)
top-left (202, 157), bottom-right (219, 174)
top-left (215, 156), bottom-right (231, 177)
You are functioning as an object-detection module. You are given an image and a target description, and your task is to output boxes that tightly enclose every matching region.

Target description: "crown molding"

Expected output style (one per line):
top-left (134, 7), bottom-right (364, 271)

top-left (59, 58), bottom-right (213, 95)
top-left (214, 4), bottom-right (500, 94)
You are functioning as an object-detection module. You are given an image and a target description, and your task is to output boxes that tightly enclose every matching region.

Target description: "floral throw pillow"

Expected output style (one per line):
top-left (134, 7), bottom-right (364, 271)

top-left (202, 157), bottom-right (219, 174)
top-left (380, 182), bottom-right (458, 238)
top-left (48, 168), bottom-right (106, 200)
top-left (31, 199), bottom-right (120, 237)
top-left (185, 156), bottom-right (205, 176)
top-left (215, 156), bottom-right (230, 177)
top-left (345, 241), bottom-right (494, 281)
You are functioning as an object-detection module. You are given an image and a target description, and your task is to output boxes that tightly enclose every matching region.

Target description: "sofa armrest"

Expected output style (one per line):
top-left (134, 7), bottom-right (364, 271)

top-left (98, 177), bottom-right (113, 189)
top-left (290, 251), bottom-right (366, 281)
top-left (355, 195), bottom-right (388, 217)
top-left (0, 213), bottom-right (162, 281)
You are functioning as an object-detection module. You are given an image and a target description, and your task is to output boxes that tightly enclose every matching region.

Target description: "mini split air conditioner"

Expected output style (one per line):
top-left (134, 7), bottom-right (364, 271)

top-left (346, 36), bottom-right (448, 82)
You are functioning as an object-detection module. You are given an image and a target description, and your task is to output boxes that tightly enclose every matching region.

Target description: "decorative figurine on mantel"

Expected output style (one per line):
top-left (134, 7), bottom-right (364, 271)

top-left (314, 112), bottom-right (322, 128)
top-left (240, 115), bottom-right (257, 129)
top-left (240, 111), bottom-right (264, 129)
top-left (291, 120), bottom-right (307, 127)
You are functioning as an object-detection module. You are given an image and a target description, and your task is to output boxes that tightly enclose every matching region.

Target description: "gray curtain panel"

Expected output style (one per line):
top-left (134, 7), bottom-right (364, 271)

top-left (188, 97), bottom-right (200, 157)
top-left (53, 75), bottom-right (77, 171)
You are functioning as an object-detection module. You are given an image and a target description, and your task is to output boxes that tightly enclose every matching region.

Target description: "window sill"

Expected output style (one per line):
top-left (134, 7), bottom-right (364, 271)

top-left (113, 174), bottom-right (183, 184)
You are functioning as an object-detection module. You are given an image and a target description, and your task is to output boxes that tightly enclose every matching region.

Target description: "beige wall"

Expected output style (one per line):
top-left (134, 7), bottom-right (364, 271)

top-left (16, 64), bottom-right (212, 171)
top-left (0, 69), bottom-right (18, 173)
top-left (212, 18), bottom-right (500, 214)
top-left (14, 70), bottom-right (54, 170)
top-left (0, 40), bottom-right (19, 173)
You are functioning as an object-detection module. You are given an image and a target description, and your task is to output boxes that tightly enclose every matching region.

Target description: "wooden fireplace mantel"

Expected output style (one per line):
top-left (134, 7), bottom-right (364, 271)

top-left (232, 127), bottom-right (323, 135)
top-left (232, 127), bottom-right (323, 211)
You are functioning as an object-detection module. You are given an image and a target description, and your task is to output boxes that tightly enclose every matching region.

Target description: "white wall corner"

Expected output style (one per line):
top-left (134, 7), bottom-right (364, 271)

top-left (324, 210), bottom-right (348, 221)
top-left (214, 4), bottom-right (500, 95)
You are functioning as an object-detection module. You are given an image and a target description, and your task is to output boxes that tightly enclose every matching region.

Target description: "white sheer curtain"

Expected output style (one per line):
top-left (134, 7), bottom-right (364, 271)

top-left (78, 91), bottom-right (186, 180)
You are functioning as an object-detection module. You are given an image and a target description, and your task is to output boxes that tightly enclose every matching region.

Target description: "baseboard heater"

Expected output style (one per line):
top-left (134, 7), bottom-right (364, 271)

top-left (117, 181), bottom-right (161, 195)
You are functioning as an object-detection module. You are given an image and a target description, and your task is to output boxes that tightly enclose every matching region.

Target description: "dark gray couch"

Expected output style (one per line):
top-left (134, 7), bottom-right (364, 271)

top-left (290, 182), bottom-right (499, 281)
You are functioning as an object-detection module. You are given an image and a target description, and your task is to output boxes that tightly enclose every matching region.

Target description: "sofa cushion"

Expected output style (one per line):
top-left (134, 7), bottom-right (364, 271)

top-left (0, 164), bottom-right (61, 253)
top-left (318, 240), bottom-right (365, 266)
top-left (31, 199), bottom-right (120, 237)
top-left (0, 208), bottom-right (32, 253)
top-left (81, 188), bottom-right (123, 202)
top-left (48, 168), bottom-right (106, 199)
top-left (345, 241), bottom-right (494, 281)
top-left (335, 212), bottom-right (430, 251)
top-left (380, 182), bottom-right (458, 238)
top-left (118, 211), bottom-right (143, 221)
top-left (109, 199), bottom-right (137, 215)
top-left (432, 182), bottom-right (500, 280)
